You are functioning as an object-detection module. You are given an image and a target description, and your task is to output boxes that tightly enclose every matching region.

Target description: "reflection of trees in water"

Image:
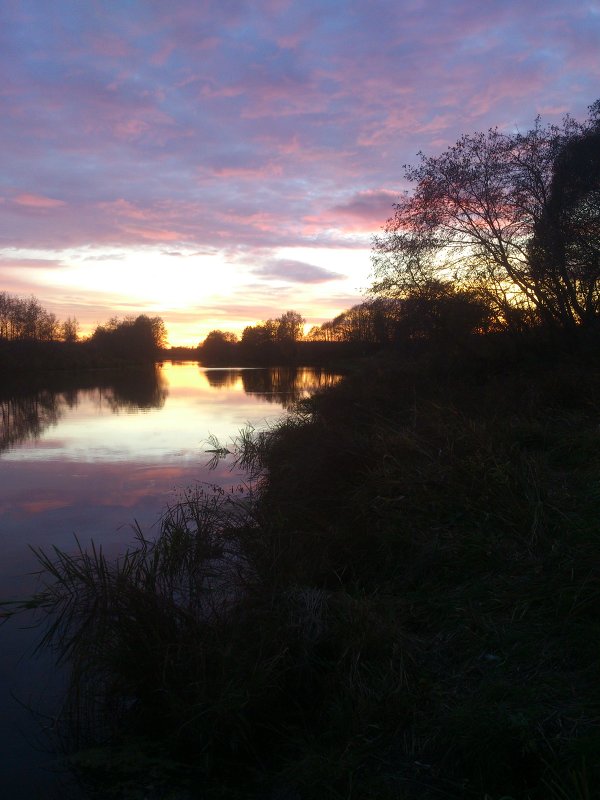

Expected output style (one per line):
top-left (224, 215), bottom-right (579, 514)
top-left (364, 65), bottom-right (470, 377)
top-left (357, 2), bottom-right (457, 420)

top-left (241, 367), bottom-right (342, 410)
top-left (97, 369), bottom-right (168, 412)
top-left (204, 369), bottom-right (242, 389)
top-left (1, 391), bottom-right (63, 453)
top-left (0, 367), bottom-right (168, 454)
top-left (202, 367), bottom-right (341, 404)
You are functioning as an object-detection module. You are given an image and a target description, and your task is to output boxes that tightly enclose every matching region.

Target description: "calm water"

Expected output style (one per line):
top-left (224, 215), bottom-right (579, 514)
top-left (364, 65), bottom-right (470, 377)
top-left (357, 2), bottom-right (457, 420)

top-left (0, 362), bottom-right (341, 798)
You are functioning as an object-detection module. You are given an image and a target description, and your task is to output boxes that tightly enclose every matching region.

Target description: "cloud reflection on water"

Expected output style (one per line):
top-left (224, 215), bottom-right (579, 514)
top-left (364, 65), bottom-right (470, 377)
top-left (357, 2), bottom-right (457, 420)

top-left (0, 362), bottom-right (341, 585)
top-left (0, 361), bottom-right (342, 797)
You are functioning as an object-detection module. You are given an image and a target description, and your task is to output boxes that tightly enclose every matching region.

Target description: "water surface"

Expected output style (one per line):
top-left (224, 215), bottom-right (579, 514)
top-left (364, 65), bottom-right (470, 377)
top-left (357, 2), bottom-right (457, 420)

top-left (0, 362), bottom-right (340, 798)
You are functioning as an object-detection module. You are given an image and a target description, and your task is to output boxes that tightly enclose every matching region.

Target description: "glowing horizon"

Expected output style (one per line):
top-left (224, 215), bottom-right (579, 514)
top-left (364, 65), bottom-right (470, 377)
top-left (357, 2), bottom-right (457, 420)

top-left (0, 243), bottom-right (370, 346)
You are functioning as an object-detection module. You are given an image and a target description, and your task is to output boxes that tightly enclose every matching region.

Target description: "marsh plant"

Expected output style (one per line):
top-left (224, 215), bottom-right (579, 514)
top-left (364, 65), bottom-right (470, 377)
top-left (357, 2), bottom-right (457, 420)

top-left (12, 488), bottom-right (245, 742)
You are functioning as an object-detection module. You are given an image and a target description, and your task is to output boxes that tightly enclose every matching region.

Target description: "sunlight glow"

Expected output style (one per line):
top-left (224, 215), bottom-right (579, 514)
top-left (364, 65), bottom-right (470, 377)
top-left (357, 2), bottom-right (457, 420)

top-left (0, 243), bottom-right (370, 346)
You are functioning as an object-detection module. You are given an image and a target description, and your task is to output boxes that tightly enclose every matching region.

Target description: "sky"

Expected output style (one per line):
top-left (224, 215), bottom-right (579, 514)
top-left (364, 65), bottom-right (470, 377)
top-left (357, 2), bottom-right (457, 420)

top-left (1, 1), bottom-right (599, 346)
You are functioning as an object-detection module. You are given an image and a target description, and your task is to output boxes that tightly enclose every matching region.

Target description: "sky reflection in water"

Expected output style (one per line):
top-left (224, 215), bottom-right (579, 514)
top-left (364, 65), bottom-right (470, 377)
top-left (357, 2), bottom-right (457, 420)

top-left (0, 362), bottom-right (341, 798)
top-left (1, 362), bottom-right (340, 590)
top-left (2, 363), bottom-right (322, 464)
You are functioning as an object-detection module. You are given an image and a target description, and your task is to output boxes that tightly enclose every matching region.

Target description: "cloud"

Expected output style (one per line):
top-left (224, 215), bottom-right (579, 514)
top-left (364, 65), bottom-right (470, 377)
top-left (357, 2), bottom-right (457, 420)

top-left (120, 225), bottom-right (183, 242)
top-left (13, 193), bottom-right (66, 209)
top-left (255, 259), bottom-right (345, 283)
top-left (332, 190), bottom-right (399, 226)
top-left (0, 257), bottom-right (64, 269)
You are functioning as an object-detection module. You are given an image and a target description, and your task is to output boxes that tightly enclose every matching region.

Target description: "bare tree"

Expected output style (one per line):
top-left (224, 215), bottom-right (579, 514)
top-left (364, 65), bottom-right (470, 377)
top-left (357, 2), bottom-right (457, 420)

top-left (371, 101), bottom-right (600, 333)
top-left (61, 316), bottom-right (80, 342)
top-left (276, 310), bottom-right (305, 344)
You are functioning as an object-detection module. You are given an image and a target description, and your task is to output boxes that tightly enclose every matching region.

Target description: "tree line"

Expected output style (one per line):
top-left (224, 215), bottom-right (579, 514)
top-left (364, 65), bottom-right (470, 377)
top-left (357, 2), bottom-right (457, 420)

top-left (0, 292), bottom-right (166, 367)
top-left (199, 293), bottom-right (494, 365)
top-left (200, 310), bottom-right (306, 364)
top-left (306, 289), bottom-right (491, 350)
top-left (0, 292), bottom-right (79, 343)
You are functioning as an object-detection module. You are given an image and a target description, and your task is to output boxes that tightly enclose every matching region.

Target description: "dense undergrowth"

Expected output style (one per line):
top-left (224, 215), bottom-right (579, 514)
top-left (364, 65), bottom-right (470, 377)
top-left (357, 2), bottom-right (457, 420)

top-left (6, 336), bottom-right (600, 799)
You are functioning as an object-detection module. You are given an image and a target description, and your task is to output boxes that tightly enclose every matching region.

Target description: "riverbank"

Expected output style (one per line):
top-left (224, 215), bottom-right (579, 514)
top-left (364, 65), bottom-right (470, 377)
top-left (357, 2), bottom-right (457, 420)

top-left (0, 337), bottom-right (372, 372)
top-left (0, 338), bottom-right (163, 371)
top-left (12, 339), bottom-right (600, 798)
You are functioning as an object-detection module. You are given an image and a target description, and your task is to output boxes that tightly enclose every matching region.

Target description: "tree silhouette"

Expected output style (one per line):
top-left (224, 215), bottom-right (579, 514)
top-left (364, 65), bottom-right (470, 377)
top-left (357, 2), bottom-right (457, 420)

top-left (276, 311), bottom-right (304, 343)
top-left (0, 292), bottom-right (61, 341)
top-left (61, 317), bottom-right (79, 342)
top-left (528, 121), bottom-right (600, 329)
top-left (394, 281), bottom-right (493, 346)
top-left (238, 312), bottom-right (305, 363)
top-left (371, 101), bottom-right (600, 335)
top-left (276, 310), bottom-right (305, 360)
top-left (307, 300), bottom-right (400, 344)
top-left (240, 320), bottom-right (278, 363)
top-left (92, 315), bottom-right (166, 362)
top-left (199, 330), bottom-right (238, 365)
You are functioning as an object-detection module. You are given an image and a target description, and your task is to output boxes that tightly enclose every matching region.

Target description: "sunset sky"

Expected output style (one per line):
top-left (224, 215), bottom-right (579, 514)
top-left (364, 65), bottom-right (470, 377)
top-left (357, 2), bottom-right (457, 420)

top-left (1, 1), bottom-right (599, 346)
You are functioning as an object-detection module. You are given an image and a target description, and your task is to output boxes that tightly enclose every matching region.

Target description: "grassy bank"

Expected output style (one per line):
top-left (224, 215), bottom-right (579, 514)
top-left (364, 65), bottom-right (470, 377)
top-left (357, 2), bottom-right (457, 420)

top-left (8, 340), bottom-right (600, 798)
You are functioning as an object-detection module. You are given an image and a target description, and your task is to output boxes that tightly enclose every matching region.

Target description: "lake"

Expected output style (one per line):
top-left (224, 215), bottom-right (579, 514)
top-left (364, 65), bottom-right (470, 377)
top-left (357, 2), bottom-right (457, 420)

top-left (0, 362), bottom-right (341, 799)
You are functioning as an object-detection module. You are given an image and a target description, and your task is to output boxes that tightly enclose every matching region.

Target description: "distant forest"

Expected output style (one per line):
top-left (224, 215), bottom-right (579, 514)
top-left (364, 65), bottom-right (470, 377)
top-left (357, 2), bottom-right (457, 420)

top-left (0, 292), bottom-right (167, 369)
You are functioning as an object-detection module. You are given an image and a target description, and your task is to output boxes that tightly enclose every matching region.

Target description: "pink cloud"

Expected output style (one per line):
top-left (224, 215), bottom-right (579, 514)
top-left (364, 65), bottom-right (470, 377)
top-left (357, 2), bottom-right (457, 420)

top-left (300, 190), bottom-right (399, 236)
top-left (150, 41), bottom-right (176, 66)
top-left (14, 193), bottom-right (66, 209)
top-left (99, 199), bottom-right (151, 220)
top-left (212, 163), bottom-right (283, 179)
top-left (121, 225), bottom-right (183, 242)
top-left (21, 499), bottom-right (71, 514)
top-left (333, 190), bottom-right (399, 226)
top-left (215, 209), bottom-right (280, 235)
top-left (200, 83), bottom-right (244, 99)
top-left (0, 257), bottom-right (63, 270)
top-left (114, 118), bottom-right (151, 140)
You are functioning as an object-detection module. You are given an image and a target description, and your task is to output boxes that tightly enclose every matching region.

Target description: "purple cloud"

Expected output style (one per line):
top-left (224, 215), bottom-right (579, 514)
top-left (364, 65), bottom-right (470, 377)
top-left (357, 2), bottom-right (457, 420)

top-left (331, 191), bottom-right (399, 228)
top-left (255, 259), bottom-right (345, 283)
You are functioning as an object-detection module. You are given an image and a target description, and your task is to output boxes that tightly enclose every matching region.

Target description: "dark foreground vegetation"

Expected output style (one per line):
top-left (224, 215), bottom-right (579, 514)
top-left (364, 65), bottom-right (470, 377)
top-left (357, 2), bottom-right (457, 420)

top-left (4, 332), bottom-right (600, 799)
